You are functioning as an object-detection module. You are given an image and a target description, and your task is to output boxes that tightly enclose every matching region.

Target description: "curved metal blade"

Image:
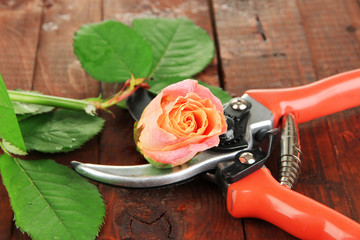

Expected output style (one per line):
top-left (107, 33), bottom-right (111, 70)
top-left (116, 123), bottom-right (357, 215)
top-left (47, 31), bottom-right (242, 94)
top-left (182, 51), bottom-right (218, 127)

top-left (71, 150), bottom-right (239, 188)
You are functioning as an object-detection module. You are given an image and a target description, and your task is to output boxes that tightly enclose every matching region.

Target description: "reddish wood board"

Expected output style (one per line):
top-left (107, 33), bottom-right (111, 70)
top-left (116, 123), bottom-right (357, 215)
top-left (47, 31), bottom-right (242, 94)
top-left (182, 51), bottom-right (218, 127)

top-left (0, 0), bottom-right (359, 239)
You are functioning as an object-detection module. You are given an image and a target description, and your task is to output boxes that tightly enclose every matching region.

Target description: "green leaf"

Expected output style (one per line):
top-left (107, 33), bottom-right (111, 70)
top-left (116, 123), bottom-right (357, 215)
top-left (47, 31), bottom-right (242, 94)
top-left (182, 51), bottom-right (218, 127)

top-left (116, 99), bottom-right (128, 109)
top-left (133, 18), bottom-right (215, 79)
top-left (1, 140), bottom-right (27, 156)
top-left (16, 114), bottom-right (36, 122)
top-left (12, 101), bottom-right (53, 115)
top-left (198, 81), bottom-right (232, 105)
top-left (148, 78), bottom-right (232, 104)
top-left (0, 154), bottom-right (105, 240)
top-left (133, 121), bottom-right (141, 145)
top-left (19, 109), bottom-right (104, 153)
top-left (145, 156), bottom-right (174, 169)
top-left (74, 20), bottom-right (153, 83)
top-left (0, 74), bottom-right (26, 153)
top-left (11, 90), bottom-right (54, 115)
top-left (147, 76), bottom-right (185, 95)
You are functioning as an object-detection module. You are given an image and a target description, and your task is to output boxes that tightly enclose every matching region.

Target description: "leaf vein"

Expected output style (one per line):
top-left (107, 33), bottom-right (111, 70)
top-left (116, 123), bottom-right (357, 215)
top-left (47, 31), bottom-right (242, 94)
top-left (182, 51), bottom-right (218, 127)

top-left (13, 158), bottom-right (77, 240)
top-left (90, 26), bottom-right (132, 74)
top-left (147, 21), bottom-right (183, 78)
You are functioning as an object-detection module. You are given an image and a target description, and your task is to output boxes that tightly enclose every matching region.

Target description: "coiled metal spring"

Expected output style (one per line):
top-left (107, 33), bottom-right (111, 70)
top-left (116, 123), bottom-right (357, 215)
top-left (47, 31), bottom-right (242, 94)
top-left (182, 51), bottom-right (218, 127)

top-left (279, 114), bottom-right (302, 189)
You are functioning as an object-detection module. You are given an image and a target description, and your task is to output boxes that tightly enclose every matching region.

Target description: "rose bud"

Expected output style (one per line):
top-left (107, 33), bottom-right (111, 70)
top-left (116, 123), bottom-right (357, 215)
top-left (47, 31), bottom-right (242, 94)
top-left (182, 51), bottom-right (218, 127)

top-left (134, 79), bottom-right (227, 167)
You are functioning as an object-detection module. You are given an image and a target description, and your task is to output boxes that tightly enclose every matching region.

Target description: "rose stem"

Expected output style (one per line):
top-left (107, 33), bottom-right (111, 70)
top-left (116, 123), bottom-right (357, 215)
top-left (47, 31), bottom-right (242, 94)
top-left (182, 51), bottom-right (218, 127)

top-left (8, 90), bottom-right (97, 115)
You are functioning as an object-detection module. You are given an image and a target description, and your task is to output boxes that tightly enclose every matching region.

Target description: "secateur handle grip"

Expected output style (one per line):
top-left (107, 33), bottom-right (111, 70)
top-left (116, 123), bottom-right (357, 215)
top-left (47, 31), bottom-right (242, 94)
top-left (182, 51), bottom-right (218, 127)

top-left (246, 69), bottom-right (360, 126)
top-left (227, 168), bottom-right (360, 239)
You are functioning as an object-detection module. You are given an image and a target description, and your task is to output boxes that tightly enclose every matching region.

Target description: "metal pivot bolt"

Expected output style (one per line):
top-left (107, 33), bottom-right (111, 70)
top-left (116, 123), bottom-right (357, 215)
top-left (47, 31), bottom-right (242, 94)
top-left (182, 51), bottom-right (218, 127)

top-left (230, 98), bottom-right (248, 110)
top-left (239, 152), bottom-right (256, 164)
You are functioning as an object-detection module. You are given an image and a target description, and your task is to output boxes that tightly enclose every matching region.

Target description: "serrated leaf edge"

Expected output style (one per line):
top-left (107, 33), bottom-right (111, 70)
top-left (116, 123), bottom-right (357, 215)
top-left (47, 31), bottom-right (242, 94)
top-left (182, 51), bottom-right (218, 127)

top-left (10, 157), bottom-right (78, 239)
top-left (1, 139), bottom-right (27, 156)
top-left (73, 20), bottom-right (153, 83)
top-left (134, 18), bottom-right (215, 79)
top-left (21, 111), bottom-right (105, 154)
top-left (145, 20), bottom-right (182, 78)
top-left (2, 156), bottom-right (106, 239)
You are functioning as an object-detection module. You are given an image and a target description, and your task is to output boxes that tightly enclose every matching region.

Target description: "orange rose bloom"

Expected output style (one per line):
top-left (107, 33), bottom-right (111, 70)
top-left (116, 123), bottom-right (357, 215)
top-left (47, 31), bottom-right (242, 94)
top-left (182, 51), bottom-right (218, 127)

top-left (135, 79), bottom-right (227, 166)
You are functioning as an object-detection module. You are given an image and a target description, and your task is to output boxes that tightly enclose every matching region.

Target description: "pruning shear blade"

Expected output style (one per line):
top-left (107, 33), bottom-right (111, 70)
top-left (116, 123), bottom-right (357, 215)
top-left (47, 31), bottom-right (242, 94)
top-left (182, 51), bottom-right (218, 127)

top-left (70, 69), bottom-right (360, 239)
top-left (71, 150), bottom-right (238, 187)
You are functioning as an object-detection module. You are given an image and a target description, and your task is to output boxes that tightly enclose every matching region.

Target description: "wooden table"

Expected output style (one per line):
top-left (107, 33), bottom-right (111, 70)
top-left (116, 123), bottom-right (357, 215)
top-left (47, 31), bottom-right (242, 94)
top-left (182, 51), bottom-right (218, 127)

top-left (1, 0), bottom-right (359, 239)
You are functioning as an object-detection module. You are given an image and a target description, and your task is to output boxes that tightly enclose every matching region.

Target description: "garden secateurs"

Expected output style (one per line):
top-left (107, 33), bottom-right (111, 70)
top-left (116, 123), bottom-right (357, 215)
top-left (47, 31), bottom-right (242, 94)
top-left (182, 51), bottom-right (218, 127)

top-left (72, 69), bottom-right (360, 239)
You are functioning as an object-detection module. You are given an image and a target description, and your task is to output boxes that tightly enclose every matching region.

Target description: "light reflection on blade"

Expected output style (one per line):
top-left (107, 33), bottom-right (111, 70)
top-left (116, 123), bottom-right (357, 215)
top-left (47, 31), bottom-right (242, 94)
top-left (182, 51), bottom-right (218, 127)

top-left (71, 150), bottom-right (239, 188)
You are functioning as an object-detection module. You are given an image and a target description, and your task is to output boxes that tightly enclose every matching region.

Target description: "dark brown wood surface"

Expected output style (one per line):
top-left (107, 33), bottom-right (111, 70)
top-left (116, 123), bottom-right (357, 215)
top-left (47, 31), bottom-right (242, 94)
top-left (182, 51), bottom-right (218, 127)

top-left (0, 0), bottom-right (359, 239)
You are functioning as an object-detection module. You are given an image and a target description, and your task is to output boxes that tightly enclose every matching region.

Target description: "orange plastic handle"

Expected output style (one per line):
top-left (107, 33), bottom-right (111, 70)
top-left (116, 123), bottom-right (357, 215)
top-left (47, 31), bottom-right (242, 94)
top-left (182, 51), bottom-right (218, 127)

top-left (245, 69), bottom-right (360, 126)
top-left (227, 168), bottom-right (360, 239)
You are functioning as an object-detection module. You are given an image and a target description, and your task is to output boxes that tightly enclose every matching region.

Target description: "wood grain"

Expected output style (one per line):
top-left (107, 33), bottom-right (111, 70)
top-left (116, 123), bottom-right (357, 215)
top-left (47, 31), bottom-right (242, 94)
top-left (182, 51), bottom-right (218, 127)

top-left (0, 1), bottom-right (43, 239)
top-left (0, 182), bottom-right (12, 240)
top-left (212, 0), bottom-right (316, 94)
top-left (0, 0), bottom-right (359, 239)
top-left (296, 0), bottom-right (360, 222)
top-left (0, 0), bottom-right (42, 89)
top-left (32, 0), bottom-right (102, 98)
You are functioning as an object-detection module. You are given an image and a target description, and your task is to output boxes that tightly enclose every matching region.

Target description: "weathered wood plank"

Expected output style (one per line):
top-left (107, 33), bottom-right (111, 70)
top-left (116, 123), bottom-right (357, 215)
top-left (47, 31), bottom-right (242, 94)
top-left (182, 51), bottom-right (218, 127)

top-left (212, 0), bottom-right (316, 94)
top-left (98, 0), bottom-right (244, 239)
top-left (0, 182), bottom-right (12, 240)
top-left (296, 0), bottom-right (360, 222)
top-left (32, 0), bottom-right (102, 99)
top-left (0, 0), bottom-right (358, 239)
top-left (0, 1), bottom-right (43, 239)
top-left (0, 0), bottom-right (42, 90)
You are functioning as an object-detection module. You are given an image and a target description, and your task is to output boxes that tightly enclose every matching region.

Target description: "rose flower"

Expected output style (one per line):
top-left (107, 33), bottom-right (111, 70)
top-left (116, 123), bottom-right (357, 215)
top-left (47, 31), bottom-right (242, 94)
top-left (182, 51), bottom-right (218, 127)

top-left (134, 79), bottom-right (227, 167)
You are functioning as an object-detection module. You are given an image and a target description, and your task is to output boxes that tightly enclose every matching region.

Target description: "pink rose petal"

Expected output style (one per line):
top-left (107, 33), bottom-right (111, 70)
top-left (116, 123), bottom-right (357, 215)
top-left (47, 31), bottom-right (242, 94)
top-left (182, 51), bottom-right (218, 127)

top-left (135, 79), bottom-right (227, 166)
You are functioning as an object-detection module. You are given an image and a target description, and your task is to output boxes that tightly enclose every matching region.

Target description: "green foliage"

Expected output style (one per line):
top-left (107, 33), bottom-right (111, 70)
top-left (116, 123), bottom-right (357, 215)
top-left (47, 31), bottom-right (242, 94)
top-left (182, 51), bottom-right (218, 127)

top-left (73, 18), bottom-right (216, 87)
top-left (116, 99), bottom-right (128, 109)
top-left (198, 81), bottom-right (232, 104)
top-left (148, 78), bottom-right (232, 105)
top-left (19, 109), bottom-right (104, 153)
top-left (74, 20), bottom-right (153, 83)
top-left (0, 75), bottom-right (26, 153)
top-left (133, 18), bottom-right (215, 79)
top-left (133, 121), bottom-right (141, 145)
top-left (0, 79), bottom-right (105, 239)
top-left (147, 77), bottom-right (185, 95)
top-left (11, 90), bottom-right (54, 115)
top-left (1, 140), bottom-right (27, 156)
top-left (12, 101), bottom-right (54, 115)
top-left (145, 156), bottom-right (174, 169)
top-left (0, 154), bottom-right (105, 240)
